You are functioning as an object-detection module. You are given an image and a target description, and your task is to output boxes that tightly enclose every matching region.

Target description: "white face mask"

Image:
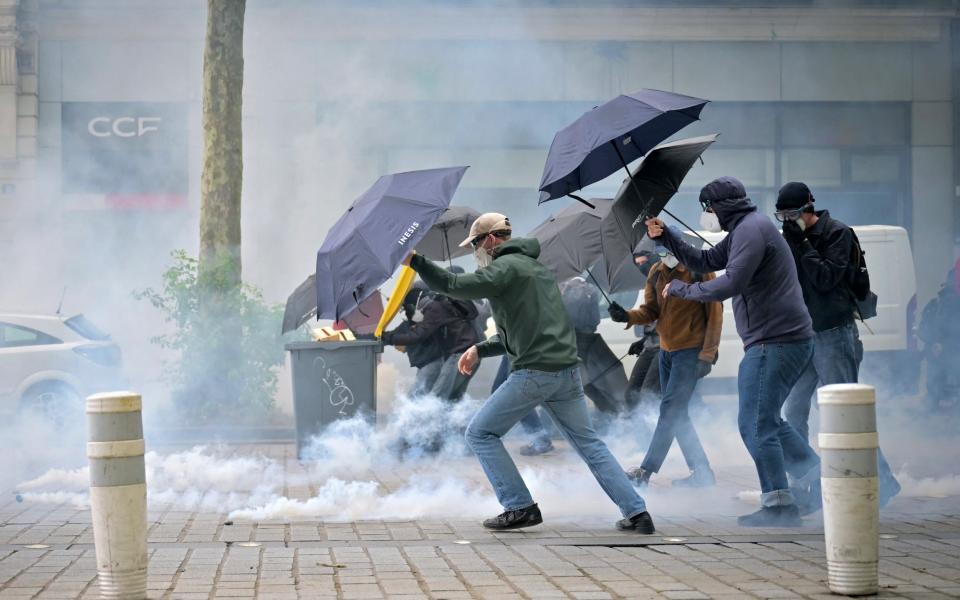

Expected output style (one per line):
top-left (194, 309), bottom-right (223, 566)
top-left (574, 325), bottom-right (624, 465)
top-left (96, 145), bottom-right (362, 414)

top-left (700, 210), bottom-right (722, 233)
top-left (794, 217), bottom-right (807, 231)
top-left (474, 246), bottom-right (493, 268)
top-left (661, 254), bottom-right (679, 269)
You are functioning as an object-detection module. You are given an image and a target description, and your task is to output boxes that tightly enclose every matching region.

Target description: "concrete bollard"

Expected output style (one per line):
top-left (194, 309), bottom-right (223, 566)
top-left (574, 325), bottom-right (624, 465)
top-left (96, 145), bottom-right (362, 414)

top-left (87, 392), bottom-right (148, 600)
top-left (817, 383), bottom-right (879, 596)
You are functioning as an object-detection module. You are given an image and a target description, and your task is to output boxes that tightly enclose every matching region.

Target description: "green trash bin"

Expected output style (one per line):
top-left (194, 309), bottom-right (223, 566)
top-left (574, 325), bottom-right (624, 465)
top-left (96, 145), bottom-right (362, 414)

top-left (285, 340), bottom-right (381, 458)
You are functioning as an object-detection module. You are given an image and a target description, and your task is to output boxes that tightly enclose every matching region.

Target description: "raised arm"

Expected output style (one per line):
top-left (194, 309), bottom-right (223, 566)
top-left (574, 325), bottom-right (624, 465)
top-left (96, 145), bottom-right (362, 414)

top-left (668, 221), bottom-right (765, 303)
top-left (794, 226), bottom-right (853, 292)
top-left (411, 254), bottom-right (514, 300)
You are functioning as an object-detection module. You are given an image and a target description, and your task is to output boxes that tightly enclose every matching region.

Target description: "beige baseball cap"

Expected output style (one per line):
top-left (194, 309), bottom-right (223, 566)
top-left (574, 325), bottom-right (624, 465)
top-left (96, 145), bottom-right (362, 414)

top-left (459, 212), bottom-right (512, 247)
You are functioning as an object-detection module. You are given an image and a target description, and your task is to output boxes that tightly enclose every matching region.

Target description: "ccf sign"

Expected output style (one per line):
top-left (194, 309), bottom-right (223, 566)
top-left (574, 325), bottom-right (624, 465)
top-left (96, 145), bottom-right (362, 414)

top-left (62, 102), bottom-right (187, 195)
top-left (87, 116), bottom-right (161, 138)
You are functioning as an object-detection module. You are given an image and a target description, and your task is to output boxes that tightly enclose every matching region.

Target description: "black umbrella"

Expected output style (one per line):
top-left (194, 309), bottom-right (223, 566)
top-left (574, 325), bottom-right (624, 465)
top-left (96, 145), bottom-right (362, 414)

top-left (282, 274), bottom-right (316, 334)
top-left (414, 206), bottom-right (482, 264)
top-left (316, 166), bottom-right (468, 321)
top-left (538, 89), bottom-right (707, 206)
top-left (604, 134), bottom-right (719, 258)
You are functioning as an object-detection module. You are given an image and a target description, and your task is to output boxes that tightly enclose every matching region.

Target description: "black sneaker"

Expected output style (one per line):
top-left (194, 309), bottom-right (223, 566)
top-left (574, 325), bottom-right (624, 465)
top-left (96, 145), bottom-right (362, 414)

top-left (737, 505), bottom-right (802, 528)
top-left (625, 467), bottom-right (652, 487)
top-left (671, 468), bottom-right (716, 488)
top-left (616, 511), bottom-right (656, 534)
top-left (519, 437), bottom-right (554, 456)
top-left (482, 504), bottom-right (543, 530)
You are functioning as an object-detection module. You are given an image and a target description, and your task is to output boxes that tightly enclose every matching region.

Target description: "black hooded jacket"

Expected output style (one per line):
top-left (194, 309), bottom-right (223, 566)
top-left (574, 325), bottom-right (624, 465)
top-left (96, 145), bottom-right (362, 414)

top-left (382, 293), bottom-right (479, 357)
top-left (788, 210), bottom-right (857, 332)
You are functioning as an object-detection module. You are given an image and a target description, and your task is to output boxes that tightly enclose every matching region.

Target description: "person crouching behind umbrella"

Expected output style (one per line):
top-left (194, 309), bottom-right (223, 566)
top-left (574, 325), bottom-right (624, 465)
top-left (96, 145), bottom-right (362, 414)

top-left (402, 212), bottom-right (654, 532)
top-left (380, 286), bottom-right (445, 396)
top-left (608, 240), bottom-right (722, 488)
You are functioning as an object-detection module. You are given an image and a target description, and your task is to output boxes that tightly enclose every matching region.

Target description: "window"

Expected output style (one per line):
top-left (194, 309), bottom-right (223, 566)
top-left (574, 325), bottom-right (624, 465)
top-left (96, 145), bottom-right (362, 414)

top-left (0, 323), bottom-right (62, 348)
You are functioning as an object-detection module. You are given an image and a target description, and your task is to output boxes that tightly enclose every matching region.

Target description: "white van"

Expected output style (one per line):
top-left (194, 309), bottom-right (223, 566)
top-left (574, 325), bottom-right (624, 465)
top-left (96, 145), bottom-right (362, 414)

top-left (598, 225), bottom-right (917, 392)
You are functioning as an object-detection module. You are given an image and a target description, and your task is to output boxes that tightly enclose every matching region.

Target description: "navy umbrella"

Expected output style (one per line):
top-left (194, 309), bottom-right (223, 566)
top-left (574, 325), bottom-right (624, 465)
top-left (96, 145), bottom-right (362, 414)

top-left (316, 166), bottom-right (468, 321)
top-left (538, 89), bottom-right (707, 204)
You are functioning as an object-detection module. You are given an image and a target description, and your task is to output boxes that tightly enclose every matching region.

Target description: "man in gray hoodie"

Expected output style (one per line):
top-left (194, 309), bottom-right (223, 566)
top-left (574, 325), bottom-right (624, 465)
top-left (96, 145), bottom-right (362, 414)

top-left (646, 176), bottom-right (820, 527)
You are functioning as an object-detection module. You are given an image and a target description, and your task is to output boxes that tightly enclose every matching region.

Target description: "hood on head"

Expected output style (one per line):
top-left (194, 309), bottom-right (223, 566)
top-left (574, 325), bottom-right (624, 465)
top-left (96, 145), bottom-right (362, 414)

top-left (494, 237), bottom-right (540, 260)
top-left (699, 176), bottom-right (755, 230)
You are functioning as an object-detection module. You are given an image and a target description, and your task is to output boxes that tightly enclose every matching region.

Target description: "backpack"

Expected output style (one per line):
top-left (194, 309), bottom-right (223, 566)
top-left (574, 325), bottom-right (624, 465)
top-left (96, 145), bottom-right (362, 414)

top-left (847, 229), bottom-right (878, 320)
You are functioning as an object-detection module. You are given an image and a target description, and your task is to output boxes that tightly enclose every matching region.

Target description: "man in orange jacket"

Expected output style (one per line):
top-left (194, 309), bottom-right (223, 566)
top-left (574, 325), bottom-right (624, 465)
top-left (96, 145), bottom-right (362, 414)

top-left (610, 240), bottom-right (722, 488)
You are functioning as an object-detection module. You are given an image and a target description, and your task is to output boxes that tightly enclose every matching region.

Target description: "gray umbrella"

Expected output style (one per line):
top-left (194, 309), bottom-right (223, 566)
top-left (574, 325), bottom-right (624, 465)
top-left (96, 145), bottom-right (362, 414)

top-left (415, 206), bottom-right (481, 263)
top-left (528, 203), bottom-right (603, 282)
top-left (282, 274), bottom-right (316, 334)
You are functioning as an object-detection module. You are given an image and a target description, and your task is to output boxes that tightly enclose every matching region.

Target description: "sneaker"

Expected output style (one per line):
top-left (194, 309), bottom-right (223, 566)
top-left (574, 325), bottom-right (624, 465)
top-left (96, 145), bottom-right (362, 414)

top-left (482, 504), bottom-right (543, 530)
top-left (625, 467), bottom-right (652, 487)
top-left (671, 468), bottom-right (716, 488)
top-left (616, 511), bottom-right (656, 534)
top-left (737, 505), bottom-right (802, 528)
top-left (519, 437), bottom-right (554, 456)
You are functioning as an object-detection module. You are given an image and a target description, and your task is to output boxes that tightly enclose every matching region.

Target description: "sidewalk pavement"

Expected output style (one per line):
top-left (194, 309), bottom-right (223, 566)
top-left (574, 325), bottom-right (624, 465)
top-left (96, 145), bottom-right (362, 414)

top-left (0, 442), bottom-right (957, 599)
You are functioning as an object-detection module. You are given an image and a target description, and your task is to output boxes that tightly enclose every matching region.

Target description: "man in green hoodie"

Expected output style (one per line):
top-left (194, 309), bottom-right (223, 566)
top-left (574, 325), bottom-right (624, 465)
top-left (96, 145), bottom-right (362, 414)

top-left (404, 212), bottom-right (653, 533)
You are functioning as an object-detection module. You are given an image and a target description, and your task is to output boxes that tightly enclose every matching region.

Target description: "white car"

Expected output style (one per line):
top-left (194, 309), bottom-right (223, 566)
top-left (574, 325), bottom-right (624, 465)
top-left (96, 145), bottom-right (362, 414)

top-left (0, 313), bottom-right (125, 423)
top-left (599, 225), bottom-right (917, 393)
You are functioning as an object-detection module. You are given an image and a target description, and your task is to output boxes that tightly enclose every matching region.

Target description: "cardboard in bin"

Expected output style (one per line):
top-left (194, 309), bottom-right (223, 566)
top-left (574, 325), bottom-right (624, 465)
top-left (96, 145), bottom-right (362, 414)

top-left (311, 327), bottom-right (356, 342)
top-left (285, 340), bottom-right (381, 458)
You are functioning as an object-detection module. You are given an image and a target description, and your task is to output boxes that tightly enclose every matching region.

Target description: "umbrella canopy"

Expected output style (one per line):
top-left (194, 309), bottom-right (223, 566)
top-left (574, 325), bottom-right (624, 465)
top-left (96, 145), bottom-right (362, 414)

top-left (316, 166), bottom-right (468, 321)
top-left (606, 134), bottom-right (718, 260)
top-left (533, 199), bottom-right (648, 294)
top-left (282, 273), bottom-right (317, 333)
top-left (414, 205), bottom-right (482, 262)
top-left (538, 89), bottom-right (708, 203)
top-left (528, 203), bottom-right (603, 282)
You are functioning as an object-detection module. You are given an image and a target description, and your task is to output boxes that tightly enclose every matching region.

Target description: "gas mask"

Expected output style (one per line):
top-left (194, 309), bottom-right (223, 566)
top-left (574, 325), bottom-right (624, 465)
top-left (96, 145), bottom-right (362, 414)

top-left (405, 291), bottom-right (429, 323)
top-left (661, 254), bottom-right (679, 269)
top-left (700, 210), bottom-right (722, 233)
top-left (474, 246), bottom-right (493, 268)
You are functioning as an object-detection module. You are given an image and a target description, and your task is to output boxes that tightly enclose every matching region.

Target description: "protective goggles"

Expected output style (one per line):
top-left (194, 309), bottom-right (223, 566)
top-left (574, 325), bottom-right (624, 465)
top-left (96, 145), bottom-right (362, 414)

top-left (774, 203), bottom-right (813, 223)
top-left (469, 230), bottom-right (510, 249)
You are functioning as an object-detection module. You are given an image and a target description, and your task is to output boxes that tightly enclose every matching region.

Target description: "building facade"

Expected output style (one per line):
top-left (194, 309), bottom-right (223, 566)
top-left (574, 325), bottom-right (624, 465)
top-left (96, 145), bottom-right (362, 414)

top-left (0, 0), bottom-right (956, 311)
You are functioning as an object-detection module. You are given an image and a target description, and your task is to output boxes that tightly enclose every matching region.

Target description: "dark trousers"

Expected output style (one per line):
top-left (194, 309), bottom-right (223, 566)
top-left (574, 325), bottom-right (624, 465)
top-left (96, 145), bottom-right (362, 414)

top-left (625, 346), bottom-right (661, 411)
top-left (641, 348), bottom-right (710, 474)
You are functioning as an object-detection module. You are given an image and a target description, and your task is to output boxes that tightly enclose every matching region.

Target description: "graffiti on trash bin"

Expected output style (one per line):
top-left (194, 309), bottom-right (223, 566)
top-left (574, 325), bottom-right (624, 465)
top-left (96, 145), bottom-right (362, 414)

top-left (312, 357), bottom-right (355, 415)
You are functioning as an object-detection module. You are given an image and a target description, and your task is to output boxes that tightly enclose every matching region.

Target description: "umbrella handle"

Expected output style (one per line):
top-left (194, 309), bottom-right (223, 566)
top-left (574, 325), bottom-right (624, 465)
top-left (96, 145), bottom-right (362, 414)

top-left (584, 267), bottom-right (613, 306)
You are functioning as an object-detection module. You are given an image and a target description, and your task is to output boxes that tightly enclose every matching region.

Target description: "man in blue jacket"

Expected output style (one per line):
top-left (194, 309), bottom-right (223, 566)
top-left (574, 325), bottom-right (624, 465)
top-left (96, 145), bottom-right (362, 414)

top-left (646, 176), bottom-right (820, 527)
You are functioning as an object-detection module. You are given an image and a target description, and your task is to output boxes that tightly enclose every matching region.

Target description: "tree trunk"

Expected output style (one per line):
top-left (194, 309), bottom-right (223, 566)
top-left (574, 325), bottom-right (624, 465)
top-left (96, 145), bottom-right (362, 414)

top-left (195, 0), bottom-right (245, 419)
top-left (199, 0), bottom-right (245, 289)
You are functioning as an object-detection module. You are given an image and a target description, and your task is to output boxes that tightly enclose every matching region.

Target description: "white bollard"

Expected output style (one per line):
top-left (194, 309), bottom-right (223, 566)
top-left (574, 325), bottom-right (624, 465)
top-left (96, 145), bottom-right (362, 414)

top-left (87, 392), bottom-right (148, 600)
top-left (817, 383), bottom-right (879, 596)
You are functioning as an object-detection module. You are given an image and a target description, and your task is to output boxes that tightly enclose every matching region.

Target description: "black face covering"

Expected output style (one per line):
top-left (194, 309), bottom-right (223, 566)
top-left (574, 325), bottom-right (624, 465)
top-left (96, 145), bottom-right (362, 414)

top-left (634, 252), bottom-right (659, 277)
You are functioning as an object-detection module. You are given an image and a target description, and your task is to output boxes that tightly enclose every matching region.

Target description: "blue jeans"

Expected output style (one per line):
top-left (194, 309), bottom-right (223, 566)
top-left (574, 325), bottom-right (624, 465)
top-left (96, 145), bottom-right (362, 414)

top-left (466, 366), bottom-right (647, 517)
top-left (493, 356), bottom-right (549, 436)
top-left (641, 348), bottom-right (710, 473)
top-left (783, 322), bottom-right (899, 497)
top-left (738, 340), bottom-right (820, 507)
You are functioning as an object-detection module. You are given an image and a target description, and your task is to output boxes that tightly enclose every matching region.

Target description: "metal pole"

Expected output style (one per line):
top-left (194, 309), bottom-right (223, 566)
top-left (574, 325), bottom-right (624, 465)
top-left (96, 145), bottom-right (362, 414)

top-left (87, 391), bottom-right (148, 599)
top-left (818, 383), bottom-right (880, 596)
